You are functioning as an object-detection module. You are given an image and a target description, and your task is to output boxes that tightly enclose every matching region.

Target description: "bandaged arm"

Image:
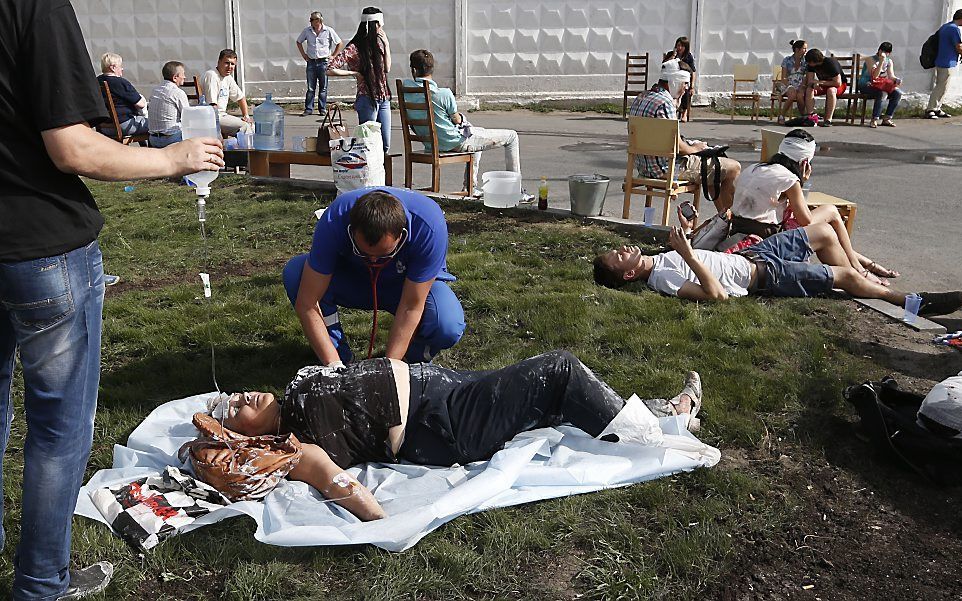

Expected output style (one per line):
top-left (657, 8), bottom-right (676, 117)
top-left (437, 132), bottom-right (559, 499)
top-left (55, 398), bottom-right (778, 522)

top-left (289, 443), bottom-right (386, 521)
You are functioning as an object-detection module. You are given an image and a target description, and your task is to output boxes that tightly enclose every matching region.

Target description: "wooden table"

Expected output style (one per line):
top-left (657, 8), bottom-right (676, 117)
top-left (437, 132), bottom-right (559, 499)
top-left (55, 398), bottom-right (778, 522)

top-left (248, 150), bottom-right (397, 185)
top-left (806, 191), bottom-right (857, 236)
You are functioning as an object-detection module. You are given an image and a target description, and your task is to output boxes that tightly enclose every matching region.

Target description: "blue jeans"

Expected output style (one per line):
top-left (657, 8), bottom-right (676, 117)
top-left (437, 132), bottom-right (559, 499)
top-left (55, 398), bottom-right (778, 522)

top-left (354, 94), bottom-right (391, 152)
top-left (305, 58), bottom-right (329, 114)
top-left (748, 228), bottom-right (834, 298)
top-left (0, 241), bottom-right (105, 600)
top-left (282, 254), bottom-right (464, 363)
top-left (149, 130), bottom-right (182, 148)
top-left (858, 83), bottom-right (902, 120)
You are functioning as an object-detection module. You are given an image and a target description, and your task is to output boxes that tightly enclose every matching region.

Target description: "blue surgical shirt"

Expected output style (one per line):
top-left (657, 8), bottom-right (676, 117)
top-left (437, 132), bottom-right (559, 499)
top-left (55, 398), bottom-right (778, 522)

top-left (308, 186), bottom-right (454, 285)
top-left (936, 21), bottom-right (962, 68)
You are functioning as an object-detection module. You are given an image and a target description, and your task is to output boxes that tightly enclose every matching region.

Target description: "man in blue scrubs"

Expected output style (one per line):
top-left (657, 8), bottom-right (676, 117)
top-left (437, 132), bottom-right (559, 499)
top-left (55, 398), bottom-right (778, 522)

top-left (283, 186), bottom-right (465, 364)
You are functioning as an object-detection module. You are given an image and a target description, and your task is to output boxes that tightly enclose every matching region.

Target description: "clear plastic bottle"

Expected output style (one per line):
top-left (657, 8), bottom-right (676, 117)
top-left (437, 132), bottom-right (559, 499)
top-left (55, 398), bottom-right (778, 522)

top-left (253, 92), bottom-right (285, 151)
top-left (181, 95), bottom-right (220, 196)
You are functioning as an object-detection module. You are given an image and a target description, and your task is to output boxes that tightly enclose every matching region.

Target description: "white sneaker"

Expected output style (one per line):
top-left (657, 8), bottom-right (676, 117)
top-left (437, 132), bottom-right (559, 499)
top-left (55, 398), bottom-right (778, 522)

top-left (520, 189), bottom-right (536, 203)
top-left (925, 110), bottom-right (939, 119)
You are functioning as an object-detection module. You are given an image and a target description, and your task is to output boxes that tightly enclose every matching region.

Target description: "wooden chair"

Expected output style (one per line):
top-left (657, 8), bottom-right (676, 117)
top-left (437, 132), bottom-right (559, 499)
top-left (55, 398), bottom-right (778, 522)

top-left (98, 81), bottom-right (148, 145)
top-left (181, 75), bottom-right (203, 104)
top-left (395, 79), bottom-right (474, 195)
top-left (622, 52), bottom-right (650, 118)
top-left (759, 128), bottom-right (785, 162)
top-left (832, 53), bottom-right (869, 125)
top-left (769, 65), bottom-right (788, 117)
top-left (623, 116), bottom-right (700, 223)
top-left (731, 64), bottom-right (761, 121)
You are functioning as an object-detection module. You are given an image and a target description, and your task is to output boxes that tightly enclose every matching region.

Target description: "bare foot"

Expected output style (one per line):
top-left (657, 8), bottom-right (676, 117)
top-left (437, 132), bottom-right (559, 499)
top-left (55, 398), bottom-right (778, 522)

top-left (864, 261), bottom-right (900, 279)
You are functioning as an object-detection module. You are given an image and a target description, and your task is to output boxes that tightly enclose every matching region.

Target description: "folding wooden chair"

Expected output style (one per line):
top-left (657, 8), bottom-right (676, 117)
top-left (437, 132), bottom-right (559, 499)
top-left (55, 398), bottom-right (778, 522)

top-left (181, 75), bottom-right (203, 104)
top-left (622, 52), bottom-right (650, 119)
top-left (769, 65), bottom-right (788, 117)
top-left (97, 80), bottom-right (148, 146)
top-left (731, 64), bottom-right (761, 121)
top-left (623, 116), bottom-right (700, 223)
top-left (759, 128), bottom-right (785, 162)
top-left (832, 53), bottom-right (869, 125)
top-left (395, 79), bottom-right (474, 195)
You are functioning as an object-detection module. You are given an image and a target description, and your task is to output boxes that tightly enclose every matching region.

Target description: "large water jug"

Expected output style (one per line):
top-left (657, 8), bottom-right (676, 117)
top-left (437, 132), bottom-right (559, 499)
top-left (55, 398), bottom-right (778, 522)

top-left (253, 93), bottom-right (284, 151)
top-left (181, 96), bottom-right (220, 196)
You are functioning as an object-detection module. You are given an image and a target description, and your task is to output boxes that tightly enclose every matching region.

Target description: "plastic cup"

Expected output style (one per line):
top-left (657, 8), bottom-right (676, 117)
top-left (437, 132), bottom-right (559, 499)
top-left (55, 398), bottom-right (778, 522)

top-left (293, 136), bottom-right (305, 152)
top-left (643, 207), bottom-right (656, 225)
top-left (904, 293), bottom-right (922, 324)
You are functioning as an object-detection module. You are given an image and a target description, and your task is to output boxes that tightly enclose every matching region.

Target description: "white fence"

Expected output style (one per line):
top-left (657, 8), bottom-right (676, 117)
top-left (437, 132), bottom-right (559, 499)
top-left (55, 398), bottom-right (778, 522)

top-left (74, 0), bottom-right (962, 104)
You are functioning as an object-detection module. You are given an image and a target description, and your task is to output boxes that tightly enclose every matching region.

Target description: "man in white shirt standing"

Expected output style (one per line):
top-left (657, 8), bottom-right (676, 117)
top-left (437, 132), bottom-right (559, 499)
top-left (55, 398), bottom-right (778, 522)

top-left (296, 11), bottom-right (343, 117)
top-left (201, 48), bottom-right (253, 137)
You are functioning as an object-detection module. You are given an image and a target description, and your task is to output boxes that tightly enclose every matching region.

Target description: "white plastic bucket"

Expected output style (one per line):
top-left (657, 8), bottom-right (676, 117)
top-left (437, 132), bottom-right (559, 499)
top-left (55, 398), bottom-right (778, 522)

top-left (481, 171), bottom-right (521, 208)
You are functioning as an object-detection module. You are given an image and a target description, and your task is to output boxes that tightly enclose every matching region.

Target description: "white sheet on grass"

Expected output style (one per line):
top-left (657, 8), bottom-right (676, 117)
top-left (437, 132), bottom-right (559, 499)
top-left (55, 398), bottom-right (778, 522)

top-left (77, 392), bottom-right (721, 551)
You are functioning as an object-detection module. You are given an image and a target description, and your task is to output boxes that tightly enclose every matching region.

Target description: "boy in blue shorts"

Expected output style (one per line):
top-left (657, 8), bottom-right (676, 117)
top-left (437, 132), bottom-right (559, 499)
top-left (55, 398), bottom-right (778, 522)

top-left (593, 223), bottom-right (962, 317)
top-left (283, 186), bottom-right (465, 365)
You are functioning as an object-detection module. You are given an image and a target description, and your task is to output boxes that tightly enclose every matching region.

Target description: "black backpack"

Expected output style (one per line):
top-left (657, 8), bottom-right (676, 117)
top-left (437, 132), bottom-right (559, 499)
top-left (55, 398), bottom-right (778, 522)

top-left (920, 30), bottom-right (940, 69)
top-left (845, 377), bottom-right (962, 486)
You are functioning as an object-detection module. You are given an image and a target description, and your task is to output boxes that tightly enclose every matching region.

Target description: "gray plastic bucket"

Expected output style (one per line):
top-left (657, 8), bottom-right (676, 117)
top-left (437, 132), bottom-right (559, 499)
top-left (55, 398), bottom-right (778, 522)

top-left (568, 174), bottom-right (610, 217)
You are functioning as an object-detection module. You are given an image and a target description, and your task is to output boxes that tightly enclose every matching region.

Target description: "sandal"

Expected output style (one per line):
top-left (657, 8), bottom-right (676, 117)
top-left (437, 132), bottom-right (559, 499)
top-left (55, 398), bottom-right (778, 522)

top-left (860, 269), bottom-right (890, 287)
top-left (881, 118), bottom-right (896, 127)
top-left (865, 261), bottom-right (900, 279)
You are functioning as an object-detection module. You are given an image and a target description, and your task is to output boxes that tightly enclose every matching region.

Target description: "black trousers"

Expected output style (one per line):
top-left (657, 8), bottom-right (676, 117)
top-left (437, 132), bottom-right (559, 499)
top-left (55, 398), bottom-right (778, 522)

top-left (400, 351), bottom-right (625, 466)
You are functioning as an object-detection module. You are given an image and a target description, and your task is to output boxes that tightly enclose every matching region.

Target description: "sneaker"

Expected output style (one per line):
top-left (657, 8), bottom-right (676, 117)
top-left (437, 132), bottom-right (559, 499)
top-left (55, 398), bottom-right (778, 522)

top-left (58, 561), bottom-right (113, 600)
top-left (103, 274), bottom-right (121, 286)
top-left (925, 110), bottom-right (939, 119)
top-left (644, 371), bottom-right (703, 432)
top-left (818, 120), bottom-right (833, 127)
top-left (935, 109), bottom-right (951, 118)
top-left (520, 189), bottom-right (536, 203)
top-left (918, 291), bottom-right (962, 317)
top-left (300, 110), bottom-right (313, 117)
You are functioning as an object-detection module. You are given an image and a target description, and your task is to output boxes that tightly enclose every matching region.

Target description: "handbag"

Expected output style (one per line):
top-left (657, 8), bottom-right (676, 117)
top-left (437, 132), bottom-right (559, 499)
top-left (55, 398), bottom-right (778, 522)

top-left (693, 145), bottom-right (729, 205)
top-left (869, 77), bottom-right (897, 94)
top-left (690, 210), bottom-right (731, 251)
top-left (316, 103), bottom-right (348, 156)
top-left (178, 412), bottom-right (302, 502)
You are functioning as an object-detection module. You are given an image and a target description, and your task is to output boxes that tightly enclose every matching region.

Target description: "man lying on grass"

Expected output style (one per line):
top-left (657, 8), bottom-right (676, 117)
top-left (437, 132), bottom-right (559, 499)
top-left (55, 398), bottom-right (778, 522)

top-left (593, 223), bottom-right (962, 316)
top-left (207, 351), bottom-right (703, 521)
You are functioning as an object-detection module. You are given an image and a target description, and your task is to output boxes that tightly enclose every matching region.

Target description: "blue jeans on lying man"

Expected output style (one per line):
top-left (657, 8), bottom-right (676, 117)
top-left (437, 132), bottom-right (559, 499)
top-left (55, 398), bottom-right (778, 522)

top-left (745, 228), bottom-right (834, 298)
top-left (857, 83), bottom-right (902, 120)
top-left (282, 253), bottom-right (464, 363)
top-left (0, 240), bottom-right (105, 600)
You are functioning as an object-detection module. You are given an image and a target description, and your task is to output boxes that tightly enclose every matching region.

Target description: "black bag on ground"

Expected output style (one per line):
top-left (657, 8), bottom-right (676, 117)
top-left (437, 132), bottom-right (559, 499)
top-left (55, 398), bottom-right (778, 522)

top-left (920, 31), bottom-right (940, 69)
top-left (693, 145), bottom-right (729, 205)
top-left (844, 377), bottom-right (962, 486)
top-left (784, 115), bottom-right (816, 127)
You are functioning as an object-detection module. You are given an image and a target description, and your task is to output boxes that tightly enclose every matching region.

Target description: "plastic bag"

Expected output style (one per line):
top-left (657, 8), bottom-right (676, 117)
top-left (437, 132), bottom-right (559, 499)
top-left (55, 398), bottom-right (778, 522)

top-left (331, 121), bottom-right (385, 193)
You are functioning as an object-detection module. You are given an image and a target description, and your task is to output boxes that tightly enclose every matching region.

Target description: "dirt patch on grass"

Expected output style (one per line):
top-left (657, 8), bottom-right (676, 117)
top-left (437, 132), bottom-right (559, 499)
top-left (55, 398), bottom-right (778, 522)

top-left (106, 258), bottom-right (289, 294)
top-left (712, 305), bottom-right (962, 600)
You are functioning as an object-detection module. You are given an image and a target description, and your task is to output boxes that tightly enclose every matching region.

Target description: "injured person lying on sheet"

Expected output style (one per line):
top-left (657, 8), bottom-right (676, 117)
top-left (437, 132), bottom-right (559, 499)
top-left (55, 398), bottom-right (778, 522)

top-left (205, 350), bottom-right (704, 521)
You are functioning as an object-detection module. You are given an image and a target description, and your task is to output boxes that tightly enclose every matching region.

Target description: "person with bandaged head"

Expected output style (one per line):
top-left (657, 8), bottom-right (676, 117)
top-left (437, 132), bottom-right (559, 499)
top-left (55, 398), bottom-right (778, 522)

top-left (727, 129), bottom-right (899, 284)
top-left (627, 59), bottom-right (740, 213)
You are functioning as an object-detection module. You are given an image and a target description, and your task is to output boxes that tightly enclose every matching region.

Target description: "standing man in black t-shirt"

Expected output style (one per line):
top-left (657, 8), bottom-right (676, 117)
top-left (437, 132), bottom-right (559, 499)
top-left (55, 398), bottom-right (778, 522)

top-left (802, 48), bottom-right (848, 127)
top-left (0, 2), bottom-right (224, 599)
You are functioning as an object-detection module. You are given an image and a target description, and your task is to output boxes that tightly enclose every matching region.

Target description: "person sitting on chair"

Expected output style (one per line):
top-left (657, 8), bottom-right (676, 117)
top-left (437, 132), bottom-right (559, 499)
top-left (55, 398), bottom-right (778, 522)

top-left (593, 224), bottom-right (962, 317)
top-left (201, 48), bottom-right (253, 137)
top-left (147, 61), bottom-right (191, 149)
top-left (727, 128), bottom-right (898, 284)
top-left (96, 52), bottom-right (147, 138)
top-left (802, 49), bottom-right (847, 127)
top-left (210, 351), bottom-right (705, 521)
top-left (628, 60), bottom-right (741, 213)
top-left (401, 49), bottom-right (532, 200)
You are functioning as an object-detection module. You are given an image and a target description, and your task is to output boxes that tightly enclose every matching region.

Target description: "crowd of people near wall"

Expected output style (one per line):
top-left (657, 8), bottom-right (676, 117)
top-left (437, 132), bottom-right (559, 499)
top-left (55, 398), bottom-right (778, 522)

top-left (2, 2), bottom-right (962, 598)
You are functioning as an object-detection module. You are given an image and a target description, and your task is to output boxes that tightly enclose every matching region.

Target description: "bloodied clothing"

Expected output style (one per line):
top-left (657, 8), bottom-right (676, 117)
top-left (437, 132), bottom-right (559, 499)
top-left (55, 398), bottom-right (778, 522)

top-left (280, 351), bottom-right (629, 469)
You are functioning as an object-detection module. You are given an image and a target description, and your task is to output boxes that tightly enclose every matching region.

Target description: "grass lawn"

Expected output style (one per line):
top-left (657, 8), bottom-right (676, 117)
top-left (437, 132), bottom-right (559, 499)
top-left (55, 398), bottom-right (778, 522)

top-left (0, 175), bottom-right (914, 599)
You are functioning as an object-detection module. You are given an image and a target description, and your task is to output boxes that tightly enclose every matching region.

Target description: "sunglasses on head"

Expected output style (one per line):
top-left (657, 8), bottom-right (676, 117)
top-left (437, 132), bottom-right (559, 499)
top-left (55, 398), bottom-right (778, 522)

top-left (348, 226), bottom-right (408, 265)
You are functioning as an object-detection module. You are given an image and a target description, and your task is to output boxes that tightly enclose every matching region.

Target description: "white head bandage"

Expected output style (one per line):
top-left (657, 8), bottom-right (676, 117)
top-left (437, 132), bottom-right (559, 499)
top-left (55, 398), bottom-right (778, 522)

top-left (360, 12), bottom-right (383, 24)
top-left (659, 59), bottom-right (691, 97)
top-left (778, 136), bottom-right (817, 163)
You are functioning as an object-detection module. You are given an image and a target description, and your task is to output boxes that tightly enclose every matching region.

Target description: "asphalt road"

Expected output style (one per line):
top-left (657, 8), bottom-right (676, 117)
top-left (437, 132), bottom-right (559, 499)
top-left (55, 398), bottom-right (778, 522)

top-left (282, 107), bottom-right (962, 295)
